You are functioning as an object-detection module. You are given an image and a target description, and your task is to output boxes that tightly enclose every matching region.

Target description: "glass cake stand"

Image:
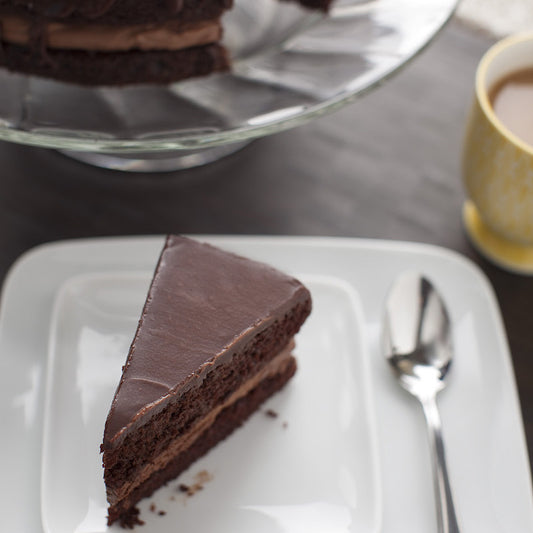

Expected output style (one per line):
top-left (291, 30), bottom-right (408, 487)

top-left (0, 0), bottom-right (458, 172)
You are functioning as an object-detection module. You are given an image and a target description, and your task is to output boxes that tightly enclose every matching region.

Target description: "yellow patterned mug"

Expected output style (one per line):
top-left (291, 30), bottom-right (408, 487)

top-left (462, 33), bottom-right (533, 274)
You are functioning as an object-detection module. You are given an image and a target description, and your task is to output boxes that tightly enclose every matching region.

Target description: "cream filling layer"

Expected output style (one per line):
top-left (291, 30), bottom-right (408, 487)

top-left (0, 15), bottom-right (221, 52)
top-left (110, 340), bottom-right (296, 505)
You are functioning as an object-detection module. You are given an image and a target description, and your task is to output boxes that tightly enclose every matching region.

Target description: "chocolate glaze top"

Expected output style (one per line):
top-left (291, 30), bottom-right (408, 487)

top-left (103, 235), bottom-right (311, 449)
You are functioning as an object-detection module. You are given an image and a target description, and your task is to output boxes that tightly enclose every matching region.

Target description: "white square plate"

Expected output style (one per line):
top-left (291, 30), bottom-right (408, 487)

top-left (0, 235), bottom-right (532, 533)
top-left (41, 271), bottom-right (379, 533)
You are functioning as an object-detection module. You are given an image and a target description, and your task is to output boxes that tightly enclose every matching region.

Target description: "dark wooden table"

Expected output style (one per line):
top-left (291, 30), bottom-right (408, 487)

top-left (1, 17), bottom-right (533, 471)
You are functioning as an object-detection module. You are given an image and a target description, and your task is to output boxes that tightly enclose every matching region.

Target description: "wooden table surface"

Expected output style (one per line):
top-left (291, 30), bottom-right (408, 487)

top-left (1, 17), bottom-right (533, 471)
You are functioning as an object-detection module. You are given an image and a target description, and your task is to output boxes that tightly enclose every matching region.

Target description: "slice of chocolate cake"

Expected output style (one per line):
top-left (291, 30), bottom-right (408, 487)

top-left (101, 235), bottom-right (312, 527)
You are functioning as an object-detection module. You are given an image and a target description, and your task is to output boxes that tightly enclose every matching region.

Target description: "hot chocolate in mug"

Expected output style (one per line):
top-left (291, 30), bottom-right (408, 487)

top-left (463, 33), bottom-right (533, 274)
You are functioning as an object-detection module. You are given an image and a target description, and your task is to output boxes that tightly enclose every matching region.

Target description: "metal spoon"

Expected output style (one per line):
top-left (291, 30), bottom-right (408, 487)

top-left (382, 271), bottom-right (460, 533)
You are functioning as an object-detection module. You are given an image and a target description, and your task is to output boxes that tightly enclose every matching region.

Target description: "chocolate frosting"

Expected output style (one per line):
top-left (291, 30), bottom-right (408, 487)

top-left (103, 235), bottom-right (310, 449)
top-left (0, 16), bottom-right (222, 52)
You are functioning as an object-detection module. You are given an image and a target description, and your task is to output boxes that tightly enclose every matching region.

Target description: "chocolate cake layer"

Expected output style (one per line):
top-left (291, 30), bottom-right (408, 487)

top-left (0, 0), bottom-right (233, 25)
top-left (0, 16), bottom-right (222, 51)
top-left (102, 235), bottom-right (312, 526)
top-left (109, 353), bottom-right (297, 527)
top-left (0, 42), bottom-right (230, 85)
top-left (103, 320), bottom-right (303, 500)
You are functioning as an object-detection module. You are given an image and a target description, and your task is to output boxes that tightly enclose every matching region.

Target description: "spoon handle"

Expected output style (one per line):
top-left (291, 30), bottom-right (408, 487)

top-left (420, 395), bottom-right (461, 533)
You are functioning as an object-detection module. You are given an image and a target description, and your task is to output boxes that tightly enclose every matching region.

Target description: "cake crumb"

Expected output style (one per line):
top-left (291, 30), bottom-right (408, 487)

top-left (265, 409), bottom-right (278, 418)
top-left (119, 507), bottom-right (144, 529)
top-left (282, 421), bottom-right (288, 429)
top-left (148, 502), bottom-right (166, 517)
top-left (195, 469), bottom-right (213, 484)
top-left (177, 470), bottom-right (213, 497)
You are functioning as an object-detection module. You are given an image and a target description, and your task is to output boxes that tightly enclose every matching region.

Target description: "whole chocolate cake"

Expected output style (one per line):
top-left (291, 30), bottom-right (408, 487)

top-left (0, 0), bottom-right (333, 85)
top-left (101, 235), bottom-right (312, 527)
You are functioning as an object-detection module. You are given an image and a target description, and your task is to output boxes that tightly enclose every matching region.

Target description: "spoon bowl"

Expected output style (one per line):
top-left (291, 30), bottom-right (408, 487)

top-left (382, 272), bottom-right (453, 399)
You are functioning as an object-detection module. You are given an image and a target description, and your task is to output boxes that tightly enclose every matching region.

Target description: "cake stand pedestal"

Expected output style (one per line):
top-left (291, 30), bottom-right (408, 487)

top-left (59, 142), bottom-right (249, 172)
